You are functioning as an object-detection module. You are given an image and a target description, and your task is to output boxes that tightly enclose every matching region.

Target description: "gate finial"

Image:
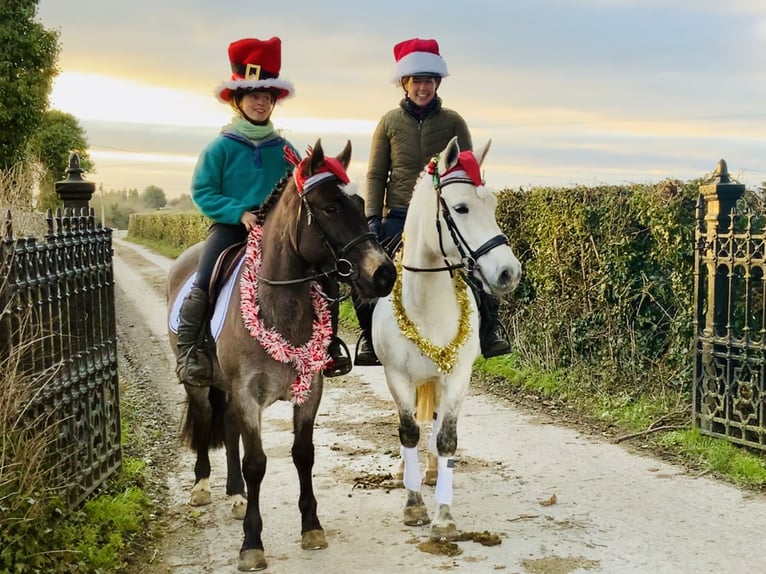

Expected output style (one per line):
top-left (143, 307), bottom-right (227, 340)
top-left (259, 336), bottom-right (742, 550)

top-left (712, 159), bottom-right (730, 184)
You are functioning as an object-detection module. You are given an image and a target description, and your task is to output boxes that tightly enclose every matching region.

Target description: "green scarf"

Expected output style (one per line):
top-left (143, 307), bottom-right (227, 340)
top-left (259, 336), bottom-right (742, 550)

top-left (222, 116), bottom-right (275, 141)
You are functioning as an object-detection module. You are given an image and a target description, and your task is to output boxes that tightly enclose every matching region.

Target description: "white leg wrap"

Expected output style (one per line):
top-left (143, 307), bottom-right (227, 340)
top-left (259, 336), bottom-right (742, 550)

top-left (401, 446), bottom-right (422, 491)
top-left (434, 456), bottom-right (454, 505)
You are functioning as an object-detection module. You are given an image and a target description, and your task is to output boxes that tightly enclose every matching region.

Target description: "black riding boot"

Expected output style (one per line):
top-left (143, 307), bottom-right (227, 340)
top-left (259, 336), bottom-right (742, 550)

top-left (479, 289), bottom-right (511, 359)
top-left (474, 284), bottom-right (512, 359)
top-left (321, 278), bottom-right (352, 378)
top-left (353, 294), bottom-right (380, 366)
top-left (176, 286), bottom-right (213, 385)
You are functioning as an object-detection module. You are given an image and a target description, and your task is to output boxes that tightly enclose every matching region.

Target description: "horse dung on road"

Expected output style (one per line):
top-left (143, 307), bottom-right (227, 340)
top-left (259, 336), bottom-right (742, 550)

top-left (167, 140), bottom-right (396, 571)
top-left (372, 136), bottom-right (522, 541)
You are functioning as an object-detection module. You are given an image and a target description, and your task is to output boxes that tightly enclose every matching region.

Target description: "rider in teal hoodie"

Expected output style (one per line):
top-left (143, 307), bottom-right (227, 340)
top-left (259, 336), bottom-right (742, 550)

top-left (175, 37), bottom-right (351, 386)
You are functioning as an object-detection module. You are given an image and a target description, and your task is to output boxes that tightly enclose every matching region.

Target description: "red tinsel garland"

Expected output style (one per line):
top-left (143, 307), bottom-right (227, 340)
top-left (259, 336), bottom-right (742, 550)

top-left (240, 225), bottom-right (332, 404)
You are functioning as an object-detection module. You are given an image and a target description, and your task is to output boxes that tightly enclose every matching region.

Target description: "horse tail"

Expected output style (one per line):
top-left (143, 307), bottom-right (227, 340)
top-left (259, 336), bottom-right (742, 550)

top-left (180, 387), bottom-right (228, 450)
top-left (415, 379), bottom-right (438, 424)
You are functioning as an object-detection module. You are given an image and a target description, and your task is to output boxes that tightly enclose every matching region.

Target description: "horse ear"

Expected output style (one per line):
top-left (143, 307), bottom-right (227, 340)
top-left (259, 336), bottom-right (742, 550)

top-left (440, 136), bottom-right (460, 173)
top-left (337, 140), bottom-right (352, 170)
top-left (474, 139), bottom-right (492, 167)
top-left (309, 139), bottom-right (325, 175)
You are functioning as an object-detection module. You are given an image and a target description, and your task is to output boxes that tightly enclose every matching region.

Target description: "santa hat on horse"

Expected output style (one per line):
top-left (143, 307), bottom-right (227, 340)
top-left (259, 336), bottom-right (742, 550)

top-left (391, 37), bottom-right (450, 84)
top-left (215, 37), bottom-right (295, 103)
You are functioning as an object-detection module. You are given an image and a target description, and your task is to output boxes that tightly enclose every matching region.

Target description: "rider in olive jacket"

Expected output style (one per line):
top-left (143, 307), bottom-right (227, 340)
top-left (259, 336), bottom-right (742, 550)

top-left (364, 96), bottom-right (472, 221)
top-left (354, 37), bottom-right (512, 368)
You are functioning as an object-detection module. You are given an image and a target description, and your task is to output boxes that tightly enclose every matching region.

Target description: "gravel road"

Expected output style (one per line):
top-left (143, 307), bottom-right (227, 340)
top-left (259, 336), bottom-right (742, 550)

top-left (112, 232), bottom-right (766, 574)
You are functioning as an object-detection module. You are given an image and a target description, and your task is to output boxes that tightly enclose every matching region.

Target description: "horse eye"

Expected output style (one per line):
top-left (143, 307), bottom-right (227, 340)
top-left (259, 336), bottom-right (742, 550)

top-left (454, 204), bottom-right (469, 215)
top-left (322, 203), bottom-right (341, 216)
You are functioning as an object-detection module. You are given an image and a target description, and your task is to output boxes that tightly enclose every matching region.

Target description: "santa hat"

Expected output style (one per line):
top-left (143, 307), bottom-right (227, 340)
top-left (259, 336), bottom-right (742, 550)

top-left (215, 37), bottom-right (295, 103)
top-left (391, 38), bottom-right (449, 84)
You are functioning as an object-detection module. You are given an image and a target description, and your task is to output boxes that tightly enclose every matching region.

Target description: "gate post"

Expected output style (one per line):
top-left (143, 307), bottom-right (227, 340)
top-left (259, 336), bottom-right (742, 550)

top-left (698, 159), bottom-right (744, 337)
top-left (54, 153), bottom-right (95, 211)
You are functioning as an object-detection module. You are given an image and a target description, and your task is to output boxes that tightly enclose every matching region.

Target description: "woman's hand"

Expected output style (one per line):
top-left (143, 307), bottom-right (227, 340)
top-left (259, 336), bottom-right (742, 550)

top-left (241, 211), bottom-right (258, 232)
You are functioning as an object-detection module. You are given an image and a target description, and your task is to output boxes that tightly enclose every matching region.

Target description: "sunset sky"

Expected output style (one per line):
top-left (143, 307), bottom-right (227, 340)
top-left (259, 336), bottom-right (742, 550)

top-left (36, 0), bottom-right (766, 198)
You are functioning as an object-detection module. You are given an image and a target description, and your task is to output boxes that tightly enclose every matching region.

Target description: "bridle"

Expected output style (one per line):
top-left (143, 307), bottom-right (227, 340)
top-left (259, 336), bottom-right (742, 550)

top-left (256, 162), bottom-right (376, 302)
top-left (401, 155), bottom-right (509, 286)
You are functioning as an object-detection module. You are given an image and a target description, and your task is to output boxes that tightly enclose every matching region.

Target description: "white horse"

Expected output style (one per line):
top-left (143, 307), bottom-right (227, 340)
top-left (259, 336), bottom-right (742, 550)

top-left (372, 136), bottom-right (522, 541)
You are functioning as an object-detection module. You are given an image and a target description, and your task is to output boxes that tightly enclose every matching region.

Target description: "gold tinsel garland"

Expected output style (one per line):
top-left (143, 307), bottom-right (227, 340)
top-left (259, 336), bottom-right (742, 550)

top-left (391, 258), bottom-right (472, 373)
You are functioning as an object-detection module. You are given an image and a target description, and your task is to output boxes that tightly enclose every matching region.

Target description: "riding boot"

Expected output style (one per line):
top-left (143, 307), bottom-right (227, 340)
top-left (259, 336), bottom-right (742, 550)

top-left (474, 284), bottom-right (512, 359)
top-left (176, 286), bottom-right (213, 385)
top-left (353, 295), bottom-right (380, 366)
top-left (322, 279), bottom-right (352, 378)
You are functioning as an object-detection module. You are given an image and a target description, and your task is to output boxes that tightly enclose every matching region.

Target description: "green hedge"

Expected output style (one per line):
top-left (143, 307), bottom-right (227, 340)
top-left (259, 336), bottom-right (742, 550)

top-left (496, 179), bottom-right (700, 395)
top-left (127, 211), bottom-right (209, 252)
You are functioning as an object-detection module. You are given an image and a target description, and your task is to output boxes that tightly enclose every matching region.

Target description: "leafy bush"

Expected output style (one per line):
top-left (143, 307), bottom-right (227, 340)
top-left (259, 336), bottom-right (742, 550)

top-left (497, 179), bottom-right (699, 398)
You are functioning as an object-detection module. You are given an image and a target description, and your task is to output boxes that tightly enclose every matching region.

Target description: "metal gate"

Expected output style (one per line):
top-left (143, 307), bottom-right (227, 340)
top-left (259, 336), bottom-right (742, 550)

top-left (694, 160), bottom-right (766, 450)
top-left (1, 208), bottom-right (121, 506)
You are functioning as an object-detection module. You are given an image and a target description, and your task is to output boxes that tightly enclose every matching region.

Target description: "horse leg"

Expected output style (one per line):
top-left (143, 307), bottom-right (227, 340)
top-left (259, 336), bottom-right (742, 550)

top-left (399, 409), bottom-right (430, 526)
top-left (238, 419), bottom-right (268, 572)
top-left (293, 400), bottom-right (327, 550)
top-left (181, 387), bottom-right (213, 507)
top-left (430, 411), bottom-right (459, 541)
top-left (223, 401), bottom-right (246, 520)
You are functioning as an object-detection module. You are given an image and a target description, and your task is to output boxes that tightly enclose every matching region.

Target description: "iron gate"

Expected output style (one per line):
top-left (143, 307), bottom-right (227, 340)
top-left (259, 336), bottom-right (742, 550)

top-left (1, 208), bottom-right (121, 506)
top-left (694, 160), bottom-right (766, 450)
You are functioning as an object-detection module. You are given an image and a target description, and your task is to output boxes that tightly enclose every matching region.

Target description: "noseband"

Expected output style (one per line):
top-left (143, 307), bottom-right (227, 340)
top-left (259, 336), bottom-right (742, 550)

top-left (401, 161), bottom-right (509, 282)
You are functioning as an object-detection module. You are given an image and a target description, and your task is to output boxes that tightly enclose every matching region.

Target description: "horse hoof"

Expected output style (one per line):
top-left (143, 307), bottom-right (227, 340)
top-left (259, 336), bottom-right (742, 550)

top-left (190, 479), bottom-right (212, 506)
top-left (238, 548), bottom-right (267, 571)
top-left (230, 494), bottom-right (247, 520)
top-left (424, 469), bottom-right (438, 486)
top-left (430, 503), bottom-right (458, 541)
top-left (301, 529), bottom-right (328, 550)
top-left (403, 504), bottom-right (431, 526)
top-left (430, 522), bottom-right (459, 541)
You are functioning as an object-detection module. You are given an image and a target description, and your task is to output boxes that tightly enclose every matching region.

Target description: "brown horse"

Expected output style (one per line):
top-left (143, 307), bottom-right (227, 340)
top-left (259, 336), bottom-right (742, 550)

top-left (166, 140), bottom-right (396, 571)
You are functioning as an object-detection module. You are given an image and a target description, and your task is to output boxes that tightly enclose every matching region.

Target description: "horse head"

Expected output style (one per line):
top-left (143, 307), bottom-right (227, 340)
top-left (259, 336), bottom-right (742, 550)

top-left (411, 136), bottom-right (521, 296)
top-left (288, 139), bottom-right (396, 299)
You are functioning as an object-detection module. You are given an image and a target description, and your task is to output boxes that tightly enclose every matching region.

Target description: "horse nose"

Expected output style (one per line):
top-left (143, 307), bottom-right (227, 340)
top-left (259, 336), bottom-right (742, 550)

top-left (497, 261), bottom-right (522, 293)
top-left (373, 262), bottom-right (396, 296)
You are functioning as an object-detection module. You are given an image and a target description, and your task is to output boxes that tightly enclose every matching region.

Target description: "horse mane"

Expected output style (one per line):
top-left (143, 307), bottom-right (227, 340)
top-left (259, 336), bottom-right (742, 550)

top-left (253, 171), bottom-right (292, 226)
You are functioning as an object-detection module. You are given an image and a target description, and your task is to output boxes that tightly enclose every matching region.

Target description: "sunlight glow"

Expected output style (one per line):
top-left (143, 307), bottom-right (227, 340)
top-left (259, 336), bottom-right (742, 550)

top-left (51, 72), bottom-right (378, 135)
top-left (50, 72), bottom-right (229, 127)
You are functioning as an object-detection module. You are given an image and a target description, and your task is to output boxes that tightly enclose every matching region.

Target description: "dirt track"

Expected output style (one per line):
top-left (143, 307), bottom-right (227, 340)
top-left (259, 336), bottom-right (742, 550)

top-left (112, 232), bottom-right (766, 574)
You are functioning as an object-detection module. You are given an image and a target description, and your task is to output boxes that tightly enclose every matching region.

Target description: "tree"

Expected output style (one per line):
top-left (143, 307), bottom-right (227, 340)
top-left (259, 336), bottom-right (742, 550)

top-left (28, 110), bottom-right (93, 211)
top-left (141, 185), bottom-right (167, 209)
top-left (0, 0), bottom-right (60, 168)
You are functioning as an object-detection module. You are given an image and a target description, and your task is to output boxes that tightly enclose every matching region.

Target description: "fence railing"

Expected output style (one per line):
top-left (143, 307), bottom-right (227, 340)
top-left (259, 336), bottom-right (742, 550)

top-left (1, 208), bottom-right (121, 506)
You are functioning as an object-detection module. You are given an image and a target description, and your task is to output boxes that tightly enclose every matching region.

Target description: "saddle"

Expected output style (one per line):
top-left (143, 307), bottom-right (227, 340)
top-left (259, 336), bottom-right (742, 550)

top-left (207, 242), bottom-right (246, 308)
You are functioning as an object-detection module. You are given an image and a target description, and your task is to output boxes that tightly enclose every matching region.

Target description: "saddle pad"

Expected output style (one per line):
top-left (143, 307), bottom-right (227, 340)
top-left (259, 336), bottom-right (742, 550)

top-left (168, 258), bottom-right (245, 342)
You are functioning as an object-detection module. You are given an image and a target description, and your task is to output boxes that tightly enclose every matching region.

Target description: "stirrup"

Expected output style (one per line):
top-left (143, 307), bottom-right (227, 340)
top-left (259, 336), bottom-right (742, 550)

top-left (324, 338), bottom-right (352, 377)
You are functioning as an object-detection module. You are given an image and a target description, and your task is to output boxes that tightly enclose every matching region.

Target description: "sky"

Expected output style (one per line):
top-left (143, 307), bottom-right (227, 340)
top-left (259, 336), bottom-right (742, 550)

top-left (36, 0), bottom-right (766, 199)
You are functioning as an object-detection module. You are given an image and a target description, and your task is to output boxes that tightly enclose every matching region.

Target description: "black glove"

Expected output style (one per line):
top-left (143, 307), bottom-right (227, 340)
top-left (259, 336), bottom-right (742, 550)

top-left (367, 215), bottom-right (382, 239)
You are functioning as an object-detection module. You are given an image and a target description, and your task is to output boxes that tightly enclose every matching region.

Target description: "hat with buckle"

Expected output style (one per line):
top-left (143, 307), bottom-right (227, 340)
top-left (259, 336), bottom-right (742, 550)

top-left (215, 37), bottom-right (295, 103)
top-left (392, 37), bottom-right (449, 84)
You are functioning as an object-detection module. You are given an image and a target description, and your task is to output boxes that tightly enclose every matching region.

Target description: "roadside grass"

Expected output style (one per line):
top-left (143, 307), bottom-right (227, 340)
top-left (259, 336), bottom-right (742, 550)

top-left (474, 353), bottom-right (766, 491)
top-left (1, 303), bottom-right (155, 572)
top-left (124, 234), bottom-right (185, 260)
